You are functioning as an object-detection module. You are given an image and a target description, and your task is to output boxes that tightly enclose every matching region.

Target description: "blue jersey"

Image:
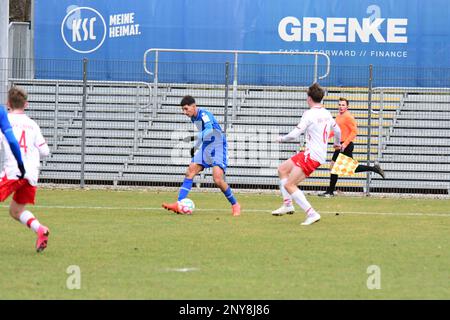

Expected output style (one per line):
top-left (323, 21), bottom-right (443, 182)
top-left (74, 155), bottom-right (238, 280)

top-left (190, 108), bottom-right (227, 172)
top-left (191, 108), bottom-right (225, 147)
top-left (191, 108), bottom-right (223, 134)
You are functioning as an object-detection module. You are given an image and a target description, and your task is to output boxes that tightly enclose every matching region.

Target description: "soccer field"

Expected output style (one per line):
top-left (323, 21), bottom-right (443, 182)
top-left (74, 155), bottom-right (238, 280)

top-left (0, 188), bottom-right (449, 300)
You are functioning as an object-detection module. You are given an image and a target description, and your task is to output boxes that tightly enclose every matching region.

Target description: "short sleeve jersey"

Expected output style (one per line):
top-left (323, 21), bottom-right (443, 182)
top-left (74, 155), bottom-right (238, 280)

top-left (1, 113), bottom-right (47, 186)
top-left (297, 106), bottom-right (337, 164)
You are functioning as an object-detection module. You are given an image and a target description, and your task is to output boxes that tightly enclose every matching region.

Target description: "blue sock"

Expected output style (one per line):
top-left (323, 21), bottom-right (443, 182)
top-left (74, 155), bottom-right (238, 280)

top-left (178, 178), bottom-right (193, 201)
top-left (223, 187), bottom-right (237, 205)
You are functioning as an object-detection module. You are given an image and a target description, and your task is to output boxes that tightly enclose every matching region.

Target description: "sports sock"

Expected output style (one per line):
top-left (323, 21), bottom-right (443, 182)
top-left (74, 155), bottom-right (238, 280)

top-left (223, 187), bottom-right (237, 205)
top-left (19, 210), bottom-right (41, 233)
top-left (355, 165), bottom-right (377, 173)
top-left (328, 174), bottom-right (338, 193)
top-left (178, 178), bottom-right (193, 201)
top-left (291, 189), bottom-right (316, 216)
top-left (280, 178), bottom-right (293, 206)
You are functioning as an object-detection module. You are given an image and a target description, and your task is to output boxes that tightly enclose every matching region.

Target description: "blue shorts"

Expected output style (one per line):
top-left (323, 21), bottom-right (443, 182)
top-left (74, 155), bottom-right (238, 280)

top-left (192, 139), bottom-right (228, 173)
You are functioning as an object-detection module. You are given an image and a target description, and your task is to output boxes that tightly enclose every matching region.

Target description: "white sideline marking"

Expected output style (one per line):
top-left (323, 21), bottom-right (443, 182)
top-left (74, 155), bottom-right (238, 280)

top-left (164, 268), bottom-right (199, 272)
top-left (322, 211), bottom-right (450, 217)
top-left (2, 204), bottom-right (449, 217)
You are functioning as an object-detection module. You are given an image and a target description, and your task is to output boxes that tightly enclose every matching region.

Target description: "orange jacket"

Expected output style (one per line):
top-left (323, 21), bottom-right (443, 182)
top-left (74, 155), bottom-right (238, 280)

top-left (329, 111), bottom-right (358, 147)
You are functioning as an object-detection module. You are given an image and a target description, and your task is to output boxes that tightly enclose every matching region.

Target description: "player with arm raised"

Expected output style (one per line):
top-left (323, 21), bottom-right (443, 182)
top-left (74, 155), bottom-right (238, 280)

top-left (162, 95), bottom-right (241, 216)
top-left (271, 83), bottom-right (341, 225)
top-left (0, 87), bottom-right (50, 252)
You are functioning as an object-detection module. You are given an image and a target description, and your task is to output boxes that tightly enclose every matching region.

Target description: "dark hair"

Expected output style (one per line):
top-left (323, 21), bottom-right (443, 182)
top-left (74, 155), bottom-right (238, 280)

top-left (8, 86), bottom-right (28, 110)
top-left (339, 97), bottom-right (349, 106)
top-left (307, 83), bottom-right (325, 103)
top-left (180, 95), bottom-right (196, 106)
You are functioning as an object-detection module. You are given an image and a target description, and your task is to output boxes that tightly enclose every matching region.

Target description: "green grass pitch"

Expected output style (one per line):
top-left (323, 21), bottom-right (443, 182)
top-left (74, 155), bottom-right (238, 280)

top-left (0, 188), bottom-right (449, 299)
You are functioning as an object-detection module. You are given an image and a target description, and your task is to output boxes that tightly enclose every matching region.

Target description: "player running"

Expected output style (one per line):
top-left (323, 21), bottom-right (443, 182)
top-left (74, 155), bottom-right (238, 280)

top-left (162, 95), bottom-right (241, 216)
top-left (0, 87), bottom-right (50, 252)
top-left (271, 83), bottom-right (341, 225)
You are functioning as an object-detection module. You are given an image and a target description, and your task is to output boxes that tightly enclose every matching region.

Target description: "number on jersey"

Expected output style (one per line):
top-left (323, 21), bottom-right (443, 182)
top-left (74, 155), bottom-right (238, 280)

top-left (323, 125), bottom-right (328, 143)
top-left (19, 130), bottom-right (27, 153)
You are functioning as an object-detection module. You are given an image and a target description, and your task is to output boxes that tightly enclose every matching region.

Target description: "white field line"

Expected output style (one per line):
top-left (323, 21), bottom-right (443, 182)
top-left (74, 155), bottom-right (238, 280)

top-left (2, 205), bottom-right (449, 217)
top-left (164, 267), bottom-right (199, 272)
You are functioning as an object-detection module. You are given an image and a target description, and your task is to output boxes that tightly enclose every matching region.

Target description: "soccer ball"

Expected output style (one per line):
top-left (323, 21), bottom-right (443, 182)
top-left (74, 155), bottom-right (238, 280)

top-left (178, 198), bottom-right (195, 214)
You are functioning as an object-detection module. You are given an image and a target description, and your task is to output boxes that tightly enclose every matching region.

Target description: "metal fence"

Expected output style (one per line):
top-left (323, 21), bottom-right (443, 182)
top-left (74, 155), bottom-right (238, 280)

top-left (3, 57), bottom-right (450, 195)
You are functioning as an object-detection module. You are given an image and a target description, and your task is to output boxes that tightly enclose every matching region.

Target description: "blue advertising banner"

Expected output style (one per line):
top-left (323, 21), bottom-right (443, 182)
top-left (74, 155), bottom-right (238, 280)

top-left (34, 0), bottom-right (450, 86)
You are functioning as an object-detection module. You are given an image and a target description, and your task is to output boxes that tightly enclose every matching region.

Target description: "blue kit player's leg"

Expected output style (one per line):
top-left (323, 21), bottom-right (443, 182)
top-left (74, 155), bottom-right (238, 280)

top-left (223, 186), bottom-right (237, 205)
top-left (163, 161), bottom-right (203, 214)
top-left (178, 178), bottom-right (193, 201)
top-left (180, 149), bottom-right (205, 202)
top-left (210, 139), bottom-right (241, 216)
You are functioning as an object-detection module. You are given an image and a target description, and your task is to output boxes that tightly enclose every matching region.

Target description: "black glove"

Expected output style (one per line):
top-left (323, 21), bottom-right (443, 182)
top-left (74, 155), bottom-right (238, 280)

top-left (17, 163), bottom-right (26, 179)
top-left (190, 147), bottom-right (195, 157)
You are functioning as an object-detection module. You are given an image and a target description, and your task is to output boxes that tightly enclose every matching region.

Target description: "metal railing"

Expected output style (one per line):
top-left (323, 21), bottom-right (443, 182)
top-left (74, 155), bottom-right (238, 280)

top-left (5, 59), bottom-right (450, 195)
top-left (9, 76), bottom-right (153, 188)
top-left (143, 48), bottom-right (331, 118)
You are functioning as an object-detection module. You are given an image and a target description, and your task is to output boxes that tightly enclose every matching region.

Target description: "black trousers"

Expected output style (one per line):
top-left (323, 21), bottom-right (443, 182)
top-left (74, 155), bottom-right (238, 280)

top-left (328, 142), bottom-right (379, 192)
top-left (327, 142), bottom-right (354, 193)
top-left (331, 141), bottom-right (354, 162)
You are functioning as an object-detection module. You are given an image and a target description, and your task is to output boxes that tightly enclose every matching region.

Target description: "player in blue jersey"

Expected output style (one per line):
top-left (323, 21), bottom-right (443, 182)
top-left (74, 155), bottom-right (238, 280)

top-left (0, 104), bottom-right (25, 178)
top-left (162, 95), bottom-right (241, 216)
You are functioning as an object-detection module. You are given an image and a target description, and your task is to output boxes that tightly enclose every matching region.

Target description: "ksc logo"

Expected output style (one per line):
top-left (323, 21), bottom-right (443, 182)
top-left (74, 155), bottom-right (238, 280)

top-left (61, 6), bottom-right (106, 53)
